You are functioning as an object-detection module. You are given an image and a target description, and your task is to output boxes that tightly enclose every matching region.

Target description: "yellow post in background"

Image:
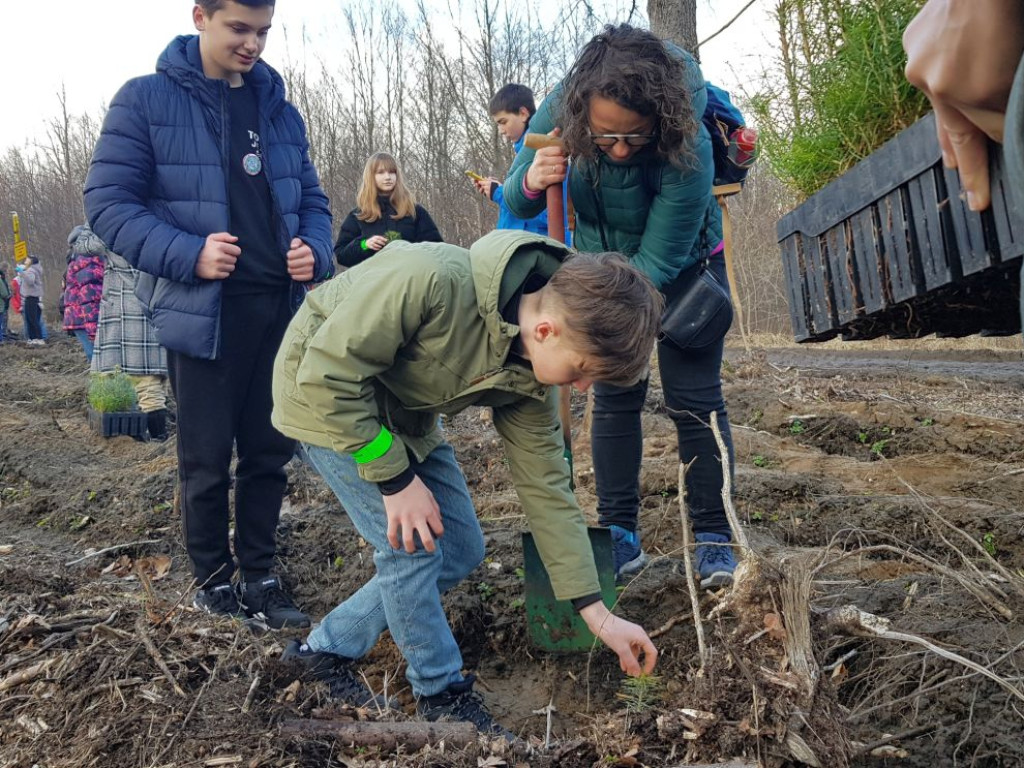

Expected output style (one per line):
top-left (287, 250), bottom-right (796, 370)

top-left (11, 211), bottom-right (28, 263)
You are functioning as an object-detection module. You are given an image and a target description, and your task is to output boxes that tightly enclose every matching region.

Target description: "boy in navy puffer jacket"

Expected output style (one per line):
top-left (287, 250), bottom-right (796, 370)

top-left (84, 0), bottom-right (333, 628)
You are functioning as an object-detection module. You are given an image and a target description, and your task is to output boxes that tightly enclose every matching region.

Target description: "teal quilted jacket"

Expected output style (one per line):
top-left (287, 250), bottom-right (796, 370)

top-left (504, 45), bottom-right (721, 290)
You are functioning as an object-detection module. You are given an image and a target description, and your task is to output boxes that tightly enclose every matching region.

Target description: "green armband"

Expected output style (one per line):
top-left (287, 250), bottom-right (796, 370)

top-left (352, 426), bottom-right (394, 464)
top-left (360, 239), bottom-right (369, 251)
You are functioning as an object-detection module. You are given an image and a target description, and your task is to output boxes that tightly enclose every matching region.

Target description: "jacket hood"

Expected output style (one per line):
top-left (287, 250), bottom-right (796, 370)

top-left (468, 229), bottom-right (572, 346)
top-left (70, 226), bottom-right (111, 260)
top-left (156, 35), bottom-right (286, 116)
top-left (67, 224), bottom-right (87, 246)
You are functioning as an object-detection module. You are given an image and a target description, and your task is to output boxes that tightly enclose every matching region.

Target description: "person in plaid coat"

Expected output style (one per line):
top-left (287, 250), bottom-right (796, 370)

top-left (89, 229), bottom-right (170, 441)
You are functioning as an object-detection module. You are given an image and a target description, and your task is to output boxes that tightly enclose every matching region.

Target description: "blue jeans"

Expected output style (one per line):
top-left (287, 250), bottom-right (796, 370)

top-left (73, 330), bottom-right (94, 361)
top-left (304, 441), bottom-right (485, 697)
top-left (0, 309), bottom-right (6, 342)
top-left (592, 255), bottom-right (734, 537)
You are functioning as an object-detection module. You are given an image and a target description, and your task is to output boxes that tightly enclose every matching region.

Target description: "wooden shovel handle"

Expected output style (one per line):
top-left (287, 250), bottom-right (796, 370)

top-left (524, 133), bottom-right (564, 151)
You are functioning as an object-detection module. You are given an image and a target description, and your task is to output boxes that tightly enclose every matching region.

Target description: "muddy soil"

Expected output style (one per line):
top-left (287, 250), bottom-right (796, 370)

top-left (2, 336), bottom-right (1023, 767)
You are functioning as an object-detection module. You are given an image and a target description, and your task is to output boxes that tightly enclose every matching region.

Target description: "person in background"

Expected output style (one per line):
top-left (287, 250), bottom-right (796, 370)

top-left (0, 267), bottom-right (11, 344)
top-left (84, 0), bottom-right (334, 627)
top-left (504, 24), bottom-right (738, 588)
top-left (89, 229), bottom-right (172, 442)
top-left (18, 256), bottom-right (45, 346)
top-left (333, 152), bottom-right (442, 268)
top-left (63, 226), bottom-right (106, 362)
top-left (472, 83), bottom-right (562, 239)
top-left (903, 0), bottom-right (1024, 332)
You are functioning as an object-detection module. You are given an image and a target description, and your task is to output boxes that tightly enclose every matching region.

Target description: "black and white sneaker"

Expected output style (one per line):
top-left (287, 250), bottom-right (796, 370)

top-left (281, 640), bottom-right (394, 710)
top-left (193, 583), bottom-right (245, 618)
top-left (417, 674), bottom-right (516, 741)
top-left (240, 575), bottom-right (311, 629)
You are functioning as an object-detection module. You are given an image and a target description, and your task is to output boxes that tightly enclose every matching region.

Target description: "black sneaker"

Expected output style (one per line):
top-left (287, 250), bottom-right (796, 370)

top-left (240, 575), bottom-right (311, 629)
top-left (281, 640), bottom-right (393, 710)
top-left (417, 674), bottom-right (515, 741)
top-left (193, 583), bottom-right (245, 618)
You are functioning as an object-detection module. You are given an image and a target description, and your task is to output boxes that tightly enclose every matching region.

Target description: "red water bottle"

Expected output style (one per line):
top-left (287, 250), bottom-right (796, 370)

top-left (728, 126), bottom-right (759, 169)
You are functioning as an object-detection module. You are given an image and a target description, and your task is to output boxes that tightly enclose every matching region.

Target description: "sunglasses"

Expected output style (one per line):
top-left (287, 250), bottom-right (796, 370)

top-left (588, 131), bottom-right (657, 148)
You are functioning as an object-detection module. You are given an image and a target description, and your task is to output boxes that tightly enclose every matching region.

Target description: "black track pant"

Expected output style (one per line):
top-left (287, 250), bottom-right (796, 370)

top-left (591, 256), bottom-right (734, 537)
top-left (169, 290), bottom-right (295, 586)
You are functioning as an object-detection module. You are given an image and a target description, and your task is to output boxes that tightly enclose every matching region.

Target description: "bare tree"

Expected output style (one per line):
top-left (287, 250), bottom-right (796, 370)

top-left (0, 0), bottom-right (799, 339)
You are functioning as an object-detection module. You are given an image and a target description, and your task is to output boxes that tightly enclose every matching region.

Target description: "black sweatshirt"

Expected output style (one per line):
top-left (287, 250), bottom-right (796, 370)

top-left (333, 198), bottom-right (443, 268)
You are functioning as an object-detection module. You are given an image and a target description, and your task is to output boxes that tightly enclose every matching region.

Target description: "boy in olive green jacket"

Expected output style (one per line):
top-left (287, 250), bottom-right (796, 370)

top-left (271, 229), bottom-right (661, 736)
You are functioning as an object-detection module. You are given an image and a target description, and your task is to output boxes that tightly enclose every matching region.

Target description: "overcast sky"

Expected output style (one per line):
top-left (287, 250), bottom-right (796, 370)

top-left (0, 0), bottom-right (776, 152)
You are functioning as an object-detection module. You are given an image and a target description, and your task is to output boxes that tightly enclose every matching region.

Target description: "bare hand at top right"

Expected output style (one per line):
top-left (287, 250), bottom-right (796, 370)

top-left (904, 0), bottom-right (1024, 210)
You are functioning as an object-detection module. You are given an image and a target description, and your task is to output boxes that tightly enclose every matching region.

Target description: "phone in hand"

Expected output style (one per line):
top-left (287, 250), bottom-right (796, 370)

top-left (465, 170), bottom-right (485, 182)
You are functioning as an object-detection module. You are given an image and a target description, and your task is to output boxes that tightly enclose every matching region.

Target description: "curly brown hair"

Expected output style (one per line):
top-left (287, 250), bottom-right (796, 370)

top-left (559, 24), bottom-right (699, 169)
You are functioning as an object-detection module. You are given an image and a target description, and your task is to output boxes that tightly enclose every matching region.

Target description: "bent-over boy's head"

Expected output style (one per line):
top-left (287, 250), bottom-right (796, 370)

top-left (489, 84), bottom-right (536, 144)
top-left (194, 0), bottom-right (276, 85)
top-left (536, 253), bottom-right (662, 389)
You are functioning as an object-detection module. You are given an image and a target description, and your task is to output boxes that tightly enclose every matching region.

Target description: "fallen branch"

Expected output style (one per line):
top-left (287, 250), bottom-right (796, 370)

top-left (65, 540), bottom-right (161, 566)
top-left (710, 410), bottom-right (749, 550)
top-left (851, 720), bottom-right (947, 756)
top-left (826, 605), bottom-right (1024, 706)
top-left (0, 659), bottom-right (55, 692)
top-left (649, 611), bottom-right (691, 640)
top-left (241, 673), bottom-right (261, 714)
top-left (135, 616), bottom-right (186, 697)
top-left (678, 461), bottom-right (707, 668)
top-left (280, 718), bottom-right (479, 752)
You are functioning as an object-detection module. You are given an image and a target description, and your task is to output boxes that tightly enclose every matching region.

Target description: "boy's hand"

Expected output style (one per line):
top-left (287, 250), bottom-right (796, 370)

top-left (196, 232), bottom-right (240, 279)
top-left (365, 235), bottom-right (388, 251)
top-left (526, 128), bottom-right (567, 193)
top-left (383, 475), bottom-right (445, 553)
top-left (579, 601), bottom-right (658, 676)
top-left (287, 237), bottom-right (315, 282)
top-left (473, 178), bottom-right (499, 199)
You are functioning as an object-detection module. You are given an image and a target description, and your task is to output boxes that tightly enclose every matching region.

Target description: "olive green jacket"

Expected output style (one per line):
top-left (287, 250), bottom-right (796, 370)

top-left (272, 229), bottom-right (599, 599)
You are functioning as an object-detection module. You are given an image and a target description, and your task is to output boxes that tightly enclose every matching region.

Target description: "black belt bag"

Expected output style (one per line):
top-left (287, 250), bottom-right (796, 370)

top-left (658, 260), bottom-right (734, 349)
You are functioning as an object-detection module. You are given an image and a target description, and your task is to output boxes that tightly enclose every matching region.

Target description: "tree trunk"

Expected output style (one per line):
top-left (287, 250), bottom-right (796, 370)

top-left (647, 0), bottom-right (698, 55)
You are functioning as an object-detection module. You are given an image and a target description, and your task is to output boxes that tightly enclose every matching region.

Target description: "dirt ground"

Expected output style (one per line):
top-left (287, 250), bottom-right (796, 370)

top-left (2, 334), bottom-right (1023, 768)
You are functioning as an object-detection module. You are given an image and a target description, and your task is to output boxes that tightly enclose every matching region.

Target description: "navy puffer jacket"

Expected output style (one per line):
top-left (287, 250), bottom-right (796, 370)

top-left (84, 35), bottom-right (333, 359)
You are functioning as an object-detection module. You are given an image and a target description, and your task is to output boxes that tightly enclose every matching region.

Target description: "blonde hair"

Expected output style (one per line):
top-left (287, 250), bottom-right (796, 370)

top-left (356, 152), bottom-right (417, 223)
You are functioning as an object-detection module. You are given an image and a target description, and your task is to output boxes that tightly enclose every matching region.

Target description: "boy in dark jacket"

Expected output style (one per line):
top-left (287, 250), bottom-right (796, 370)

top-left (84, 0), bottom-right (334, 628)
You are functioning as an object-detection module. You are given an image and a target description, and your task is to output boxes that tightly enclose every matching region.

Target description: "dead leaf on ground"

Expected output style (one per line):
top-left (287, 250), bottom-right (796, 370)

top-left (101, 554), bottom-right (171, 580)
top-left (764, 612), bottom-right (787, 641)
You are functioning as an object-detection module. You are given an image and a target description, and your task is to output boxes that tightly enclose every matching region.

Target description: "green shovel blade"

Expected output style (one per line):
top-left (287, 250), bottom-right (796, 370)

top-left (522, 527), bottom-right (618, 652)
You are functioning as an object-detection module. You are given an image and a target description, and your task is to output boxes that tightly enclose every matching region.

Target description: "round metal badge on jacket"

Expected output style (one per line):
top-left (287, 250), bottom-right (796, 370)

top-left (243, 153), bottom-right (263, 176)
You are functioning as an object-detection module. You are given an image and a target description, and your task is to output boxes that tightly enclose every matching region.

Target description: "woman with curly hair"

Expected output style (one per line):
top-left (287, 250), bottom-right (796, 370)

top-left (504, 23), bottom-right (738, 589)
top-left (334, 152), bottom-right (443, 268)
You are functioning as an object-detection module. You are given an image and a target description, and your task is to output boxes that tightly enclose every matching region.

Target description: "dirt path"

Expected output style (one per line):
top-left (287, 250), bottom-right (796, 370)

top-left (748, 346), bottom-right (1024, 384)
top-left (2, 337), bottom-right (1023, 767)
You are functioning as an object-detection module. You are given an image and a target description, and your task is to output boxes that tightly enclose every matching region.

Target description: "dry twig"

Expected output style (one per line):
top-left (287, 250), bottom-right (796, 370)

top-left (678, 461), bottom-right (708, 668)
top-left (709, 410), bottom-right (749, 550)
top-left (826, 606), bottom-right (1024, 707)
top-left (134, 616), bottom-right (186, 697)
